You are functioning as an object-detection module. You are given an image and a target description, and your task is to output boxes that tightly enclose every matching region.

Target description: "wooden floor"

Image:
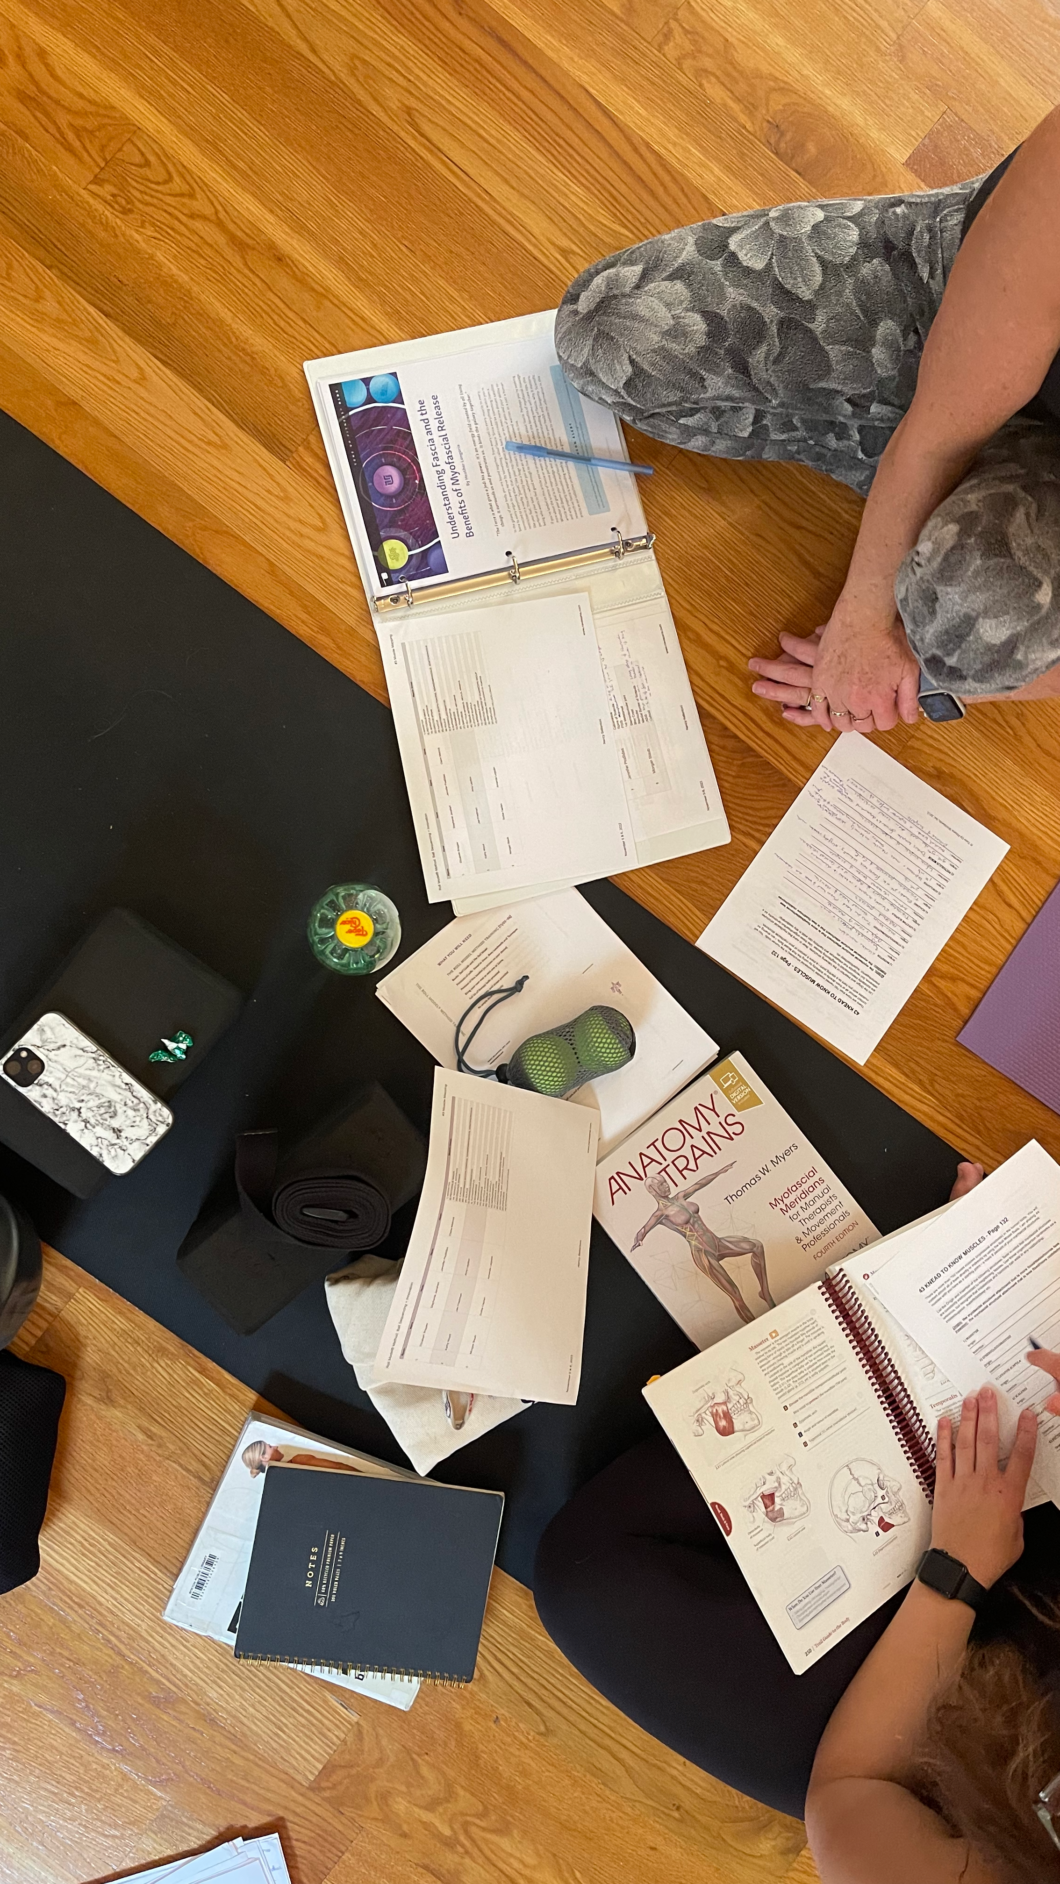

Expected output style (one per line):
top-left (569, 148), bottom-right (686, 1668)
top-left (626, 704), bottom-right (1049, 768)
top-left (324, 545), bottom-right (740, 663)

top-left (2, 0), bottom-right (1060, 1879)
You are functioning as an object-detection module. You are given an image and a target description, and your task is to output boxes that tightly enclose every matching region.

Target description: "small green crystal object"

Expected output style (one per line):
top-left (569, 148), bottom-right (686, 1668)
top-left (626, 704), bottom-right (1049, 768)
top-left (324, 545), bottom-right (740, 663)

top-left (307, 883), bottom-right (401, 975)
top-left (149, 1029), bottom-right (194, 1064)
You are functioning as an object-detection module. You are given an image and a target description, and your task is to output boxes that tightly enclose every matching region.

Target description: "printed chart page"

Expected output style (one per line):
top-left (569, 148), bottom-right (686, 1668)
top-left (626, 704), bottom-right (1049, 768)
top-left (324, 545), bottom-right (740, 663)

top-left (380, 591), bottom-right (632, 903)
top-left (307, 324), bottom-right (646, 601)
top-left (597, 597), bottom-right (729, 862)
top-left (698, 733), bottom-right (1007, 1064)
top-left (374, 1068), bottom-right (598, 1403)
top-left (450, 594), bottom-right (731, 915)
top-left (870, 1141), bottom-right (1060, 1508)
top-left (376, 889), bottom-right (718, 1158)
top-left (644, 1286), bottom-right (931, 1673)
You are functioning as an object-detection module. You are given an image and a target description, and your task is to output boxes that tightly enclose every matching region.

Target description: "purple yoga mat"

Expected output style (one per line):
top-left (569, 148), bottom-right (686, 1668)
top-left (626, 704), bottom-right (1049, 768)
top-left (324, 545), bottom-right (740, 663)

top-left (959, 879), bottom-right (1060, 1114)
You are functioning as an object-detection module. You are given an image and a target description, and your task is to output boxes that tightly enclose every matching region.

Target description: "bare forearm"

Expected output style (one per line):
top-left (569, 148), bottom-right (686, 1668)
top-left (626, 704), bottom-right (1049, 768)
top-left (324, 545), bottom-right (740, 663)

top-left (839, 110), bottom-right (1060, 626)
top-left (804, 1586), bottom-right (979, 1884)
top-left (833, 414), bottom-right (980, 627)
top-left (809, 1582), bottom-right (972, 1790)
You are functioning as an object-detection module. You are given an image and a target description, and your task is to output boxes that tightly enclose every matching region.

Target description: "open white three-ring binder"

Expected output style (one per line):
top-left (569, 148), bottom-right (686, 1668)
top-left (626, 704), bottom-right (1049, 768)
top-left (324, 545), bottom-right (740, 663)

top-left (305, 311), bottom-right (730, 912)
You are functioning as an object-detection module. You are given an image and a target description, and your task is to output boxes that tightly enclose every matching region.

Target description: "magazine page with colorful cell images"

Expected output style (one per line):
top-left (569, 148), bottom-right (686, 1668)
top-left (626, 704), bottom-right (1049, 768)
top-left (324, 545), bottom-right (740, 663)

top-left (305, 312), bottom-right (647, 603)
top-left (643, 1283), bottom-right (933, 1674)
top-left (164, 1411), bottom-right (421, 1710)
top-left (594, 1052), bottom-right (879, 1351)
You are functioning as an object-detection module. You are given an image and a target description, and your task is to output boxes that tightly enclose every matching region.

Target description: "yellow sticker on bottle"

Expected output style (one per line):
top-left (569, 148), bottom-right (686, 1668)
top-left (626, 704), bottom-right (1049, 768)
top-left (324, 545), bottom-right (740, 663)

top-left (379, 538), bottom-right (409, 570)
top-left (335, 908), bottom-right (375, 948)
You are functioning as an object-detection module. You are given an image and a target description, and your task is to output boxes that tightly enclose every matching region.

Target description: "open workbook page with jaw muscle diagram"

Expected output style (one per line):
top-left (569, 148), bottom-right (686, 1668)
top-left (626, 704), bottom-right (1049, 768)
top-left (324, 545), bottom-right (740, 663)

top-left (644, 1268), bottom-right (935, 1674)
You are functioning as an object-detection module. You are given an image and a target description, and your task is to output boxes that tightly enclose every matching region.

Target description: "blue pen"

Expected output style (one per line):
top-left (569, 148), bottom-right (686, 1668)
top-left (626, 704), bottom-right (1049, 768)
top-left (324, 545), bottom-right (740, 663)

top-left (504, 440), bottom-right (654, 476)
top-left (1029, 1334), bottom-right (1045, 1349)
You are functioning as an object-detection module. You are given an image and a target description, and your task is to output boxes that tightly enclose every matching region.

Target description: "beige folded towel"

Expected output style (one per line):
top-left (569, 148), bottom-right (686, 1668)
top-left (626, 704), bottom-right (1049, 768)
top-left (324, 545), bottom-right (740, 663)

top-left (324, 1255), bottom-right (528, 1475)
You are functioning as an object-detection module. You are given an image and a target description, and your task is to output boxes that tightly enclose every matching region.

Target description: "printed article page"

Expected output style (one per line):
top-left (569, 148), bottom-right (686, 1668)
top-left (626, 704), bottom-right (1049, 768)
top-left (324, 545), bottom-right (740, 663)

top-left (697, 733), bottom-right (1008, 1063)
top-left (316, 331), bottom-right (645, 596)
top-left (871, 1141), bottom-right (1060, 1508)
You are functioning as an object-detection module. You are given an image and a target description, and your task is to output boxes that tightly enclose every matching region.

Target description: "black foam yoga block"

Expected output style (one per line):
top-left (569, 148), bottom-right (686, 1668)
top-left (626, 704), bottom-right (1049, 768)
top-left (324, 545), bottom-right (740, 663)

top-left (0, 1349), bottom-right (65, 1595)
top-left (0, 908), bottom-right (243, 1199)
top-left (177, 1082), bottom-right (427, 1334)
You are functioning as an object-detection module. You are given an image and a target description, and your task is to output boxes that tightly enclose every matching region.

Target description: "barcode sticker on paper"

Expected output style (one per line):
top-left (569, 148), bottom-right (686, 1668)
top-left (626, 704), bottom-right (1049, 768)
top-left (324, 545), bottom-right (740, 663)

top-left (190, 1552), bottom-right (218, 1600)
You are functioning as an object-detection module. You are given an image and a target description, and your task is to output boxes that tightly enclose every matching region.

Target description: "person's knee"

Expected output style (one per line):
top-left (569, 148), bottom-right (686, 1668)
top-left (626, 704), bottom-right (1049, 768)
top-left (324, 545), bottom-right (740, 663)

top-left (896, 420), bottom-right (1060, 697)
top-left (555, 227), bottom-right (704, 414)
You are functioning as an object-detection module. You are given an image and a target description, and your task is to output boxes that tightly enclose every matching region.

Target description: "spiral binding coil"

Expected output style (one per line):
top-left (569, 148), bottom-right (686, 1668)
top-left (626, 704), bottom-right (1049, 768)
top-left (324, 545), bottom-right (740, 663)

top-left (233, 1651), bottom-right (468, 1684)
top-left (821, 1270), bottom-right (937, 1502)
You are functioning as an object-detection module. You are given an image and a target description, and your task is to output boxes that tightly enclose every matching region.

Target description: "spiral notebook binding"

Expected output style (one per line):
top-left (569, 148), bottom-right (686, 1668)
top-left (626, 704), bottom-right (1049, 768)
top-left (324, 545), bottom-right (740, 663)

top-left (821, 1270), bottom-right (937, 1502)
top-left (233, 1651), bottom-right (468, 1684)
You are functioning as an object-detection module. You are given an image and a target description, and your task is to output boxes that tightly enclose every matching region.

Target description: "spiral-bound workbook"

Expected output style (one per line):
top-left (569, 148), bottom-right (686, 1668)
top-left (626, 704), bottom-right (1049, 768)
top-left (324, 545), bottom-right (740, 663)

top-left (233, 1463), bottom-right (503, 1683)
top-left (644, 1146), bottom-right (1060, 1673)
top-left (304, 314), bottom-right (729, 909)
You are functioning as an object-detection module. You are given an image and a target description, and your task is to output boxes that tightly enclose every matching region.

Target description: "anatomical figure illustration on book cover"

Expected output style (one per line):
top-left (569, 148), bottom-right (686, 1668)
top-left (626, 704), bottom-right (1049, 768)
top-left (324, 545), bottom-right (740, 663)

top-left (595, 1053), bottom-right (878, 1351)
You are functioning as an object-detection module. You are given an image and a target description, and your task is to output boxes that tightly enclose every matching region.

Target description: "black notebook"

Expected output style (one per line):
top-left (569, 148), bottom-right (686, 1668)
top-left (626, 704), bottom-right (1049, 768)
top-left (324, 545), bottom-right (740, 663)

top-left (233, 1464), bottom-right (504, 1683)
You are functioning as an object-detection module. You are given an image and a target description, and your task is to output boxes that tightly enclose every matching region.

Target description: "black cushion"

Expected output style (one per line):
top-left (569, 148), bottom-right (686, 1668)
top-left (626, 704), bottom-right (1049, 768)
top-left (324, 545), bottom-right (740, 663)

top-left (0, 908), bottom-right (244, 1199)
top-left (0, 1348), bottom-right (65, 1595)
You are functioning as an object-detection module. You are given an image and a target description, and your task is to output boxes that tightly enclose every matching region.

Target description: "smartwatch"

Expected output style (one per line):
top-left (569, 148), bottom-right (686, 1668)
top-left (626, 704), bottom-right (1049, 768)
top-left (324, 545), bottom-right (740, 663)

top-left (916, 1547), bottom-right (989, 1611)
top-left (918, 669), bottom-right (966, 721)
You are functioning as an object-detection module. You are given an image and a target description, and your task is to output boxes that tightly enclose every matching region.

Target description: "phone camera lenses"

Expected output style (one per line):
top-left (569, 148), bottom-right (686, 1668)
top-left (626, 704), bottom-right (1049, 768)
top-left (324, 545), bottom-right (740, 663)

top-left (3, 1050), bottom-right (44, 1087)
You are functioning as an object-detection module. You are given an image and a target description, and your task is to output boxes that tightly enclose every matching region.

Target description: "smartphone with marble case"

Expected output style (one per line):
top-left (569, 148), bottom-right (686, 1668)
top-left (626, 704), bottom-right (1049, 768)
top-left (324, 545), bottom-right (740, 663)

top-left (1, 1012), bottom-right (172, 1175)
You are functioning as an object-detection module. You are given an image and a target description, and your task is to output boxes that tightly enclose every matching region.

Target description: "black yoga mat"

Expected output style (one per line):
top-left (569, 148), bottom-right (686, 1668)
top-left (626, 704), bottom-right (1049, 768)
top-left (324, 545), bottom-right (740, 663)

top-left (0, 411), bottom-right (961, 1586)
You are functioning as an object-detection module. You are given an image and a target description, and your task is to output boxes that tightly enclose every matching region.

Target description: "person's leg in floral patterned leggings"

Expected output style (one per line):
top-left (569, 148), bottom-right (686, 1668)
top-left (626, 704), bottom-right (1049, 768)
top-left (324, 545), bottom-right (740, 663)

top-left (556, 176), bottom-right (1060, 707)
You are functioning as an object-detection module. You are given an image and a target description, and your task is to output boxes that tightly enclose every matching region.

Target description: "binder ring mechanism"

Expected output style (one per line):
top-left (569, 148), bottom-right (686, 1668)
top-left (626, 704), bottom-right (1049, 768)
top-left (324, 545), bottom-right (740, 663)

top-left (373, 525), bottom-right (655, 611)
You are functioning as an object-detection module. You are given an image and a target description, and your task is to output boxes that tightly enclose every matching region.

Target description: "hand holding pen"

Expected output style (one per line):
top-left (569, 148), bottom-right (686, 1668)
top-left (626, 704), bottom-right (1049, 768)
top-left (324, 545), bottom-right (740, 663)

top-left (1027, 1336), bottom-right (1060, 1414)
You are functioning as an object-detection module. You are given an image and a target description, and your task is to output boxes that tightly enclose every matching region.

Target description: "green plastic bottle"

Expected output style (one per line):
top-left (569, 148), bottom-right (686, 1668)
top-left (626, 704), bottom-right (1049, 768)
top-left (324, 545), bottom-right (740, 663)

top-left (307, 883), bottom-right (401, 975)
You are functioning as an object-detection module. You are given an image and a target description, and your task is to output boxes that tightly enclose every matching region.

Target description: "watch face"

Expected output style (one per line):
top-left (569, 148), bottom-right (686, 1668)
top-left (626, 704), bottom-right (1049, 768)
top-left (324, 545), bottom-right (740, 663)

top-left (919, 688), bottom-right (965, 722)
top-left (920, 1549), bottom-right (965, 1597)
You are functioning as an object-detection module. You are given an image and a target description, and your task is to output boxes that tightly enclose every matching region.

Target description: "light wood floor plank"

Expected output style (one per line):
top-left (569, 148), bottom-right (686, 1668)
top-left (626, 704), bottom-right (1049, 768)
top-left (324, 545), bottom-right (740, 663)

top-left (0, 8), bottom-right (136, 182)
top-left (889, 0), bottom-right (1058, 146)
top-left (656, 0), bottom-right (936, 191)
top-left (905, 106), bottom-right (1008, 186)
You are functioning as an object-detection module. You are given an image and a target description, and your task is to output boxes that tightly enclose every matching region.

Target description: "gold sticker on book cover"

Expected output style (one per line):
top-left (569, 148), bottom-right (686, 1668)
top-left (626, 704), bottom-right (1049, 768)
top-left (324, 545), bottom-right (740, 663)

top-left (708, 1059), bottom-right (761, 1111)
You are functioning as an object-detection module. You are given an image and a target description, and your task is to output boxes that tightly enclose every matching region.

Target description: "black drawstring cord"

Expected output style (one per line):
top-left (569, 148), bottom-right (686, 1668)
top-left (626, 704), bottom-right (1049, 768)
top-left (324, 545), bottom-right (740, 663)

top-left (454, 975), bottom-right (529, 1076)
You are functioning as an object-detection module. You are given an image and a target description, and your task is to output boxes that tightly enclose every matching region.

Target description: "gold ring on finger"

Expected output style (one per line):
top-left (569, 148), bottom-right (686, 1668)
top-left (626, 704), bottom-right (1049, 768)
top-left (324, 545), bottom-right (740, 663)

top-left (830, 708), bottom-right (851, 719)
top-left (812, 691), bottom-right (828, 704)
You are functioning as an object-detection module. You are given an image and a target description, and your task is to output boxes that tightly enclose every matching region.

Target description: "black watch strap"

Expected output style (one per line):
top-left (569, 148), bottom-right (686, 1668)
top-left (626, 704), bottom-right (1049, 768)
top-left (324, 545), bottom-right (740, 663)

top-left (916, 1547), bottom-right (989, 1611)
